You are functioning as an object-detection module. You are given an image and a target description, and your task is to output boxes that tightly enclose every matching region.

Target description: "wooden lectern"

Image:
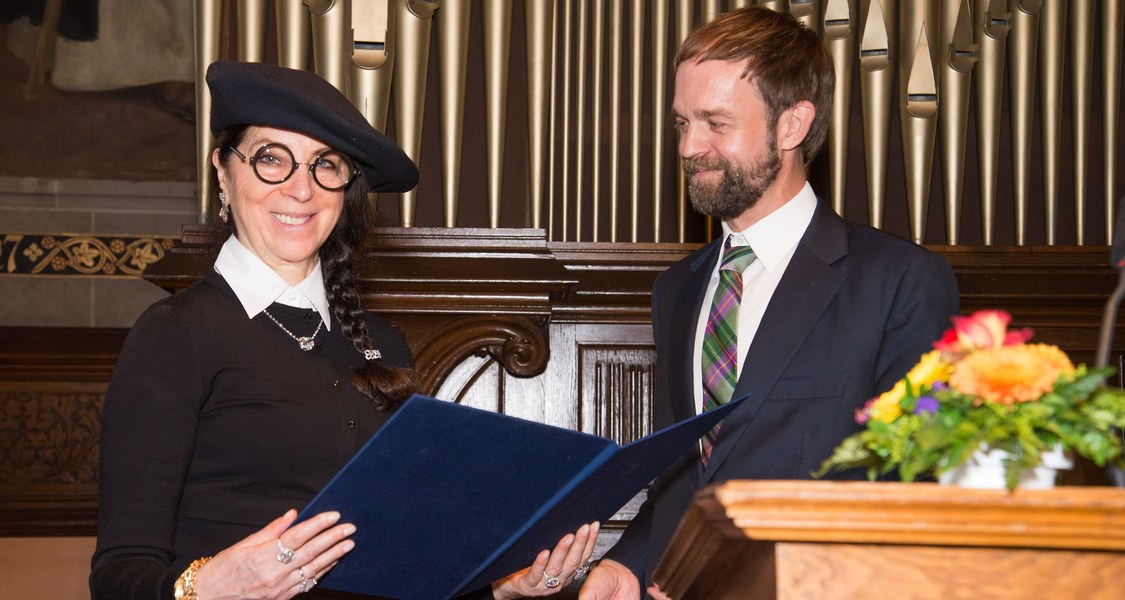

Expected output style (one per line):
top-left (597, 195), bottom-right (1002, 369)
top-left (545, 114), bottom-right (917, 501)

top-left (653, 480), bottom-right (1125, 599)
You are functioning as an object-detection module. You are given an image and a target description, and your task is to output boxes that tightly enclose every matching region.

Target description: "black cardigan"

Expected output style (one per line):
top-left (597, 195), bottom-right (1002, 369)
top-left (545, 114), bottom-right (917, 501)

top-left (91, 270), bottom-right (414, 599)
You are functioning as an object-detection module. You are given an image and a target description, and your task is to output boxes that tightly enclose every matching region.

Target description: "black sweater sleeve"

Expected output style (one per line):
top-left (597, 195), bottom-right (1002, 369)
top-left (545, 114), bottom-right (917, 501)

top-left (90, 301), bottom-right (204, 599)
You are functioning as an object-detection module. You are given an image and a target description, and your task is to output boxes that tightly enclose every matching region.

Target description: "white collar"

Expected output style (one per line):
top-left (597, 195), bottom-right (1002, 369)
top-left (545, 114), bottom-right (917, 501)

top-left (212, 235), bottom-right (333, 330)
top-left (722, 182), bottom-right (817, 272)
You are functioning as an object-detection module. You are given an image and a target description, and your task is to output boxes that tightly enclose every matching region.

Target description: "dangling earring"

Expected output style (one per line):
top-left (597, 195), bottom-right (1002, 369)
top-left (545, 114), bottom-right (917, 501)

top-left (218, 192), bottom-right (230, 223)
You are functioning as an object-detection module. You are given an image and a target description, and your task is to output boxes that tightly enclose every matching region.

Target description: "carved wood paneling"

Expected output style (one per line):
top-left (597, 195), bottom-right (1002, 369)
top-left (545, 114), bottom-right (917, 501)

top-left (0, 388), bottom-right (101, 486)
top-left (0, 328), bottom-right (123, 536)
top-left (0, 387), bottom-right (102, 536)
top-left (583, 347), bottom-right (656, 444)
top-left (3, 234), bottom-right (1124, 536)
top-left (412, 314), bottom-right (551, 396)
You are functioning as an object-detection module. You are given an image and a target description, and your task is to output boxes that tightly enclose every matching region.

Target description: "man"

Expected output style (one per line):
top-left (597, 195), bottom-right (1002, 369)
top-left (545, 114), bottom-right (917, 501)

top-left (579, 7), bottom-right (959, 599)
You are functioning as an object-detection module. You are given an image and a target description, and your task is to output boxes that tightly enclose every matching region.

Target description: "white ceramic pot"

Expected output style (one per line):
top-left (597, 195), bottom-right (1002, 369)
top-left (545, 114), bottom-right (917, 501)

top-left (938, 444), bottom-right (1073, 490)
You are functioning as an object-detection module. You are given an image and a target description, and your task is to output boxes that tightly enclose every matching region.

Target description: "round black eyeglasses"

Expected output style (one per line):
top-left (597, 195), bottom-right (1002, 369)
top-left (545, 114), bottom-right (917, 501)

top-left (229, 143), bottom-right (359, 191)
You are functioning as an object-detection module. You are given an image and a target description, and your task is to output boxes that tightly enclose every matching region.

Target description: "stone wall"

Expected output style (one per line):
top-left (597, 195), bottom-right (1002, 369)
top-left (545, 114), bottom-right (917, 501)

top-left (0, 176), bottom-right (195, 328)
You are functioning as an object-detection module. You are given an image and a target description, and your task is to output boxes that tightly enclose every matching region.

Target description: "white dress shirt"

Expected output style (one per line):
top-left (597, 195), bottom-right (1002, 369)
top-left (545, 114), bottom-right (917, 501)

top-left (691, 182), bottom-right (818, 414)
top-left (212, 235), bottom-right (333, 330)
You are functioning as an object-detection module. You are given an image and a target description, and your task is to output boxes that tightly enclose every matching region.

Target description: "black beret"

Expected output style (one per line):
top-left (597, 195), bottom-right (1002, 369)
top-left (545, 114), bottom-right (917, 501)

top-left (206, 61), bottom-right (418, 193)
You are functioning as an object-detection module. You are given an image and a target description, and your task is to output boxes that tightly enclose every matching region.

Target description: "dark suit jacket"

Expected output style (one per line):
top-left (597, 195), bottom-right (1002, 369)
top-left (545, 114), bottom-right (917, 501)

top-left (603, 200), bottom-right (960, 587)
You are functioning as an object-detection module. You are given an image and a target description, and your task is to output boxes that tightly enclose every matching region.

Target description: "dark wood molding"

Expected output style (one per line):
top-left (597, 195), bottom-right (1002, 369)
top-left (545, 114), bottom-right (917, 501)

top-left (4, 236), bottom-right (1124, 536)
top-left (548, 242), bottom-right (696, 323)
top-left (357, 228), bottom-right (574, 394)
top-left (935, 245), bottom-right (1125, 368)
top-left (0, 327), bottom-right (126, 382)
top-left (145, 226), bottom-right (577, 391)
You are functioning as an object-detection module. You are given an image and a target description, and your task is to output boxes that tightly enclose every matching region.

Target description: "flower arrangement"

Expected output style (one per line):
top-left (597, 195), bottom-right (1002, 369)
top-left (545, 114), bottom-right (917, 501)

top-left (816, 310), bottom-right (1125, 490)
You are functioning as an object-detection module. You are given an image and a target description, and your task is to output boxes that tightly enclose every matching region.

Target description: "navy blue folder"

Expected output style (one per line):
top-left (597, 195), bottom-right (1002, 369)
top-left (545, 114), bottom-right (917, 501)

top-left (297, 393), bottom-right (745, 599)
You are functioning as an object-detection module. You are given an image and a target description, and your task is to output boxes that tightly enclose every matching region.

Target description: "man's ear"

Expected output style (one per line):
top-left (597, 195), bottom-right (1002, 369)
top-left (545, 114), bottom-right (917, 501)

top-left (776, 100), bottom-right (816, 152)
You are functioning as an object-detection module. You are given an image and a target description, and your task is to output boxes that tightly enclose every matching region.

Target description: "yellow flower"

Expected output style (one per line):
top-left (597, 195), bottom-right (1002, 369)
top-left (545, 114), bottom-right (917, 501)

top-left (867, 351), bottom-right (951, 424)
top-left (869, 384), bottom-right (904, 423)
top-left (949, 344), bottom-right (1074, 406)
top-left (905, 350), bottom-right (951, 387)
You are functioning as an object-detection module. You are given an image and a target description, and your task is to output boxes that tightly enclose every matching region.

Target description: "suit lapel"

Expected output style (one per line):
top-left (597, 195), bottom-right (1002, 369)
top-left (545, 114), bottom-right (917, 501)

top-left (668, 241), bottom-right (722, 426)
top-left (701, 203), bottom-right (849, 482)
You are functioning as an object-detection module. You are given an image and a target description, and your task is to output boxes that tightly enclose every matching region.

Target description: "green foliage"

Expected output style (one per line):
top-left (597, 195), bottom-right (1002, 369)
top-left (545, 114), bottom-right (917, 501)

top-left (815, 365), bottom-right (1125, 490)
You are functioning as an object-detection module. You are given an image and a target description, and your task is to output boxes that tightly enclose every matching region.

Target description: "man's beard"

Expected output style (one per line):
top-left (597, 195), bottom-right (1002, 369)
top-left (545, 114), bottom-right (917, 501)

top-left (684, 142), bottom-right (781, 220)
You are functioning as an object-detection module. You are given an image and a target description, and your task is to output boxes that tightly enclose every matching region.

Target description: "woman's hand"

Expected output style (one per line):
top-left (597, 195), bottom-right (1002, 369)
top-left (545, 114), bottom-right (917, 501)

top-left (492, 521), bottom-right (600, 599)
top-left (191, 509), bottom-right (357, 600)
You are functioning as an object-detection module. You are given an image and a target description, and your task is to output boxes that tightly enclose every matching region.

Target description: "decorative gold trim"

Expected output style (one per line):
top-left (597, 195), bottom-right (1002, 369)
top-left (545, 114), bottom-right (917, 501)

top-left (0, 234), bottom-right (177, 277)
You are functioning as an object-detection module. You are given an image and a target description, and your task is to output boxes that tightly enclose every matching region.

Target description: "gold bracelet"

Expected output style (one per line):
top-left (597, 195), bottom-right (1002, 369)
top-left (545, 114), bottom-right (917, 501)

top-left (173, 556), bottom-right (212, 600)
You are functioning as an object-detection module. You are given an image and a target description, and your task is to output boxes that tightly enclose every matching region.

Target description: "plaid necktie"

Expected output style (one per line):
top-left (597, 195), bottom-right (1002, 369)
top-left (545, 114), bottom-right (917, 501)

top-left (700, 239), bottom-right (756, 466)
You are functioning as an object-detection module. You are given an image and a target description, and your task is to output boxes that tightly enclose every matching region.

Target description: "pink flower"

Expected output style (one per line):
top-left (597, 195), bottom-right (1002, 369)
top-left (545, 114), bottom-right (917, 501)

top-left (855, 398), bottom-right (874, 425)
top-left (933, 310), bottom-right (1033, 355)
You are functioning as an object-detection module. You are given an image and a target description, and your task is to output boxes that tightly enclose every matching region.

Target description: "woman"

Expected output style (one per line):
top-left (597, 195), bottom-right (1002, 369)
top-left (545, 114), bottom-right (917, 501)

top-left (90, 61), bottom-right (597, 600)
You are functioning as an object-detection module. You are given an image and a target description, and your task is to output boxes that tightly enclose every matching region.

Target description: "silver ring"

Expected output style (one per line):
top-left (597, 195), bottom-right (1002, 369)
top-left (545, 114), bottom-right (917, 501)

top-left (574, 561), bottom-right (592, 579)
top-left (276, 539), bottom-right (296, 564)
top-left (543, 573), bottom-right (561, 589)
top-left (297, 568), bottom-right (317, 593)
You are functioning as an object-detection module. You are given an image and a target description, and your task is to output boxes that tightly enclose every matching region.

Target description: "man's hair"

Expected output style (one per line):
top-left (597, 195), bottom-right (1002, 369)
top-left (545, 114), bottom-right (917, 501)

top-left (674, 7), bottom-right (834, 165)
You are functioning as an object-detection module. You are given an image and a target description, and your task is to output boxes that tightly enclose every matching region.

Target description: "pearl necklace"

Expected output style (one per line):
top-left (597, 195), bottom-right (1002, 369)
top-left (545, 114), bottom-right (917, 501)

top-left (262, 309), bottom-right (323, 351)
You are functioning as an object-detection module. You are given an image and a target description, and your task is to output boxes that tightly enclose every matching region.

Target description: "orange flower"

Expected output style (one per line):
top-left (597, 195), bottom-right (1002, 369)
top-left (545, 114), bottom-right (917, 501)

top-left (949, 344), bottom-right (1074, 405)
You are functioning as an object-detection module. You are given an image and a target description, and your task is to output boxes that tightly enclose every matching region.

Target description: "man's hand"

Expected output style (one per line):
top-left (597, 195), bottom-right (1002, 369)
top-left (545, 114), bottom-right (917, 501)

top-left (578, 559), bottom-right (641, 600)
